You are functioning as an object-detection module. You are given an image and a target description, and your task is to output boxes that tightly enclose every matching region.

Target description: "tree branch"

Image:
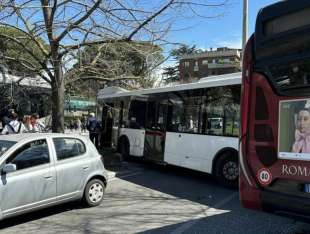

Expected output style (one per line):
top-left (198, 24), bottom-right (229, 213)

top-left (0, 33), bottom-right (54, 80)
top-left (3, 56), bottom-right (51, 84)
top-left (55, 0), bottom-right (102, 43)
top-left (127, 0), bottom-right (175, 40)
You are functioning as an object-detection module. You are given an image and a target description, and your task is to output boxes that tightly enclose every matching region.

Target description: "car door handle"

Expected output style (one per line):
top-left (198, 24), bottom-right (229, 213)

top-left (83, 166), bottom-right (89, 170)
top-left (44, 175), bottom-right (53, 179)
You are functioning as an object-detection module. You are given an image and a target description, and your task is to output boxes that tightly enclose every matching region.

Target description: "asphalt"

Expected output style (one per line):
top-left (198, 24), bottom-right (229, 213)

top-left (0, 151), bottom-right (309, 234)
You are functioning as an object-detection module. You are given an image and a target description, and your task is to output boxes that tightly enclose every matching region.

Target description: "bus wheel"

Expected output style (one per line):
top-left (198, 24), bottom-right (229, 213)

top-left (119, 139), bottom-right (130, 161)
top-left (214, 152), bottom-right (239, 189)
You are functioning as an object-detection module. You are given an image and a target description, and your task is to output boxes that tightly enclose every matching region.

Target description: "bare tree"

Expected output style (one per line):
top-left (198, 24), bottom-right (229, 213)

top-left (0, 0), bottom-right (229, 132)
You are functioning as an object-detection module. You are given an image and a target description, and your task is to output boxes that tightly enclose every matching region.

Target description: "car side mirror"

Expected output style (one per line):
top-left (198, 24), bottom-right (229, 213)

top-left (2, 163), bottom-right (17, 174)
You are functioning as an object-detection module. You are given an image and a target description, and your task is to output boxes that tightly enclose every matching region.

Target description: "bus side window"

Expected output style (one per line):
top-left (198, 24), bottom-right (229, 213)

top-left (146, 101), bottom-right (157, 130)
top-left (128, 100), bottom-right (146, 129)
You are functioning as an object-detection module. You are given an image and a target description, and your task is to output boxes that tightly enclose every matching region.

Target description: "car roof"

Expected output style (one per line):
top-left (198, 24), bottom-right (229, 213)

top-left (0, 133), bottom-right (87, 143)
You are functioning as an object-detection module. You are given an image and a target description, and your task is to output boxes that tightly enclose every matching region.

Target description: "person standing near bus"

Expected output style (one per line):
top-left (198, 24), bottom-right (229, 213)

top-left (87, 113), bottom-right (101, 148)
top-left (1, 112), bottom-right (26, 134)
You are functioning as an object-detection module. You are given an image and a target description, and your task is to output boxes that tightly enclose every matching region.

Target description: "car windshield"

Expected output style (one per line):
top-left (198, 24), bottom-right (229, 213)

top-left (0, 140), bottom-right (16, 156)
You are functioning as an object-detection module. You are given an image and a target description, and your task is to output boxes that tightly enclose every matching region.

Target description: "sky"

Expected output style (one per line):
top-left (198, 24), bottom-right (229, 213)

top-left (166, 0), bottom-right (279, 52)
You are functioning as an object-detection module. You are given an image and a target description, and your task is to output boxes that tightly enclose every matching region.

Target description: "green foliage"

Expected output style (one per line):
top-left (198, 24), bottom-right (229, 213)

top-left (162, 65), bottom-right (179, 83)
top-left (0, 26), bottom-right (48, 76)
top-left (170, 44), bottom-right (203, 60)
top-left (163, 44), bottom-right (202, 84)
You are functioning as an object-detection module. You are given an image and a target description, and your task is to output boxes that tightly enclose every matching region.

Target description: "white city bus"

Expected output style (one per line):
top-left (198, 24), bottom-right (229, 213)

top-left (98, 72), bottom-right (241, 188)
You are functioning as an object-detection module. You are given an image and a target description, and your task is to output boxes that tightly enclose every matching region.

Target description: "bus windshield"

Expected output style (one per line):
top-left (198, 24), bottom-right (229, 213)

top-left (254, 1), bottom-right (310, 96)
top-left (268, 59), bottom-right (310, 93)
top-left (0, 140), bottom-right (16, 156)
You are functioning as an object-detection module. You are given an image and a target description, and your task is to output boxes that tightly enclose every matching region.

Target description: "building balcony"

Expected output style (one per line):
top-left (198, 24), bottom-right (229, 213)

top-left (207, 62), bottom-right (240, 69)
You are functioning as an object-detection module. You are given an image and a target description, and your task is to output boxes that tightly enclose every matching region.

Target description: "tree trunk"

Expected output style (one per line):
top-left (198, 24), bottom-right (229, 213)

top-left (51, 61), bottom-right (65, 133)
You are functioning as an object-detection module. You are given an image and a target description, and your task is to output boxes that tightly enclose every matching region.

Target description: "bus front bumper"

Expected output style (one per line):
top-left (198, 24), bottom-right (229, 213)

top-left (261, 190), bottom-right (310, 222)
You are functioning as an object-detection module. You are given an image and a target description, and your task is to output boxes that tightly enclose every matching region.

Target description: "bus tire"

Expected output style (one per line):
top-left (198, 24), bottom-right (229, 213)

top-left (119, 138), bottom-right (130, 161)
top-left (214, 151), bottom-right (239, 189)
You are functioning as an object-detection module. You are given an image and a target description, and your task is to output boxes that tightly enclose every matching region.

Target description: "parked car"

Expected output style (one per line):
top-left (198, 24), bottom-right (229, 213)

top-left (0, 133), bottom-right (108, 220)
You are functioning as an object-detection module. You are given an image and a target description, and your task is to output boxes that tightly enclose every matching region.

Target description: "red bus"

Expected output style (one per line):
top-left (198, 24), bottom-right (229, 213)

top-left (240, 0), bottom-right (310, 220)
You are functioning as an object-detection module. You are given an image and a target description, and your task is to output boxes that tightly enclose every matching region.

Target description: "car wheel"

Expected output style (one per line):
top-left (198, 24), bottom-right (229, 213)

top-left (83, 179), bottom-right (106, 207)
top-left (119, 139), bottom-right (130, 161)
top-left (214, 152), bottom-right (239, 189)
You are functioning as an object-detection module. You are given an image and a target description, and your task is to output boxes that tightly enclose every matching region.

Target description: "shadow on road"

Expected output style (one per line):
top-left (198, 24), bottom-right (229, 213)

top-left (0, 201), bottom-right (85, 229)
top-left (116, 160), bottom-right (234, 207)
top-left (109, 161), bottom-right (308, 234)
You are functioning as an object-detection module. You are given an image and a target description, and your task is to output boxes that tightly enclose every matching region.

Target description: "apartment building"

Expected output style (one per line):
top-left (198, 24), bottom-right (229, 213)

top-left (179, 47), bottom-right (241, 82)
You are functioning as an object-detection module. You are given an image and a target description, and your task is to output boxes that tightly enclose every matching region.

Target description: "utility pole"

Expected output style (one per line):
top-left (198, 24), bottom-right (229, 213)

top-left (242, 0), bottom-right (248, 53)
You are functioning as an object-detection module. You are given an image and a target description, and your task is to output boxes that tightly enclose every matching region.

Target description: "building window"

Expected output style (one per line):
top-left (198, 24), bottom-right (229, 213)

top-left (194, 61), bottom-right (199, 71)
top-left (184, 61), bottom-right (190, 67)
top-left (202, 60), bottom-right (208, 65)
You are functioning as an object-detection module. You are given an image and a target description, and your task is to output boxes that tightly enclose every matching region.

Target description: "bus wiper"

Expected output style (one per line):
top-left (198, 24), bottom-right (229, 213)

top-left (281, 85), bottom-right (310, 91)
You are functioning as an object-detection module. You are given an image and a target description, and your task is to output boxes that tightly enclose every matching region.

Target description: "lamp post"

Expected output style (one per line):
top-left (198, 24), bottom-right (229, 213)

top-left (242, 0), bottom-right (248, 53)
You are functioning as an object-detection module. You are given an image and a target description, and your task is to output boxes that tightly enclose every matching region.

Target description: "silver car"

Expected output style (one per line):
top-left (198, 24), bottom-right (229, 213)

top-left (0, 133), bottom-right (108, 220)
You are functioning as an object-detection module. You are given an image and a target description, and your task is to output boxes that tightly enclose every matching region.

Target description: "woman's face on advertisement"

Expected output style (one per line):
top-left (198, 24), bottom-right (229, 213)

top-left (298, 110), bottom-right (310, 133)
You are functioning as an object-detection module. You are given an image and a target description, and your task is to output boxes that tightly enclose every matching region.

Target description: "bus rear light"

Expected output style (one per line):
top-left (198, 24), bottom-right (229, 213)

top-left (255, 146), bottom-right (277, 167)
top-left (254, 124), bottom-right (274, 142)
top-left (255, 87), bottom-right (269, 120)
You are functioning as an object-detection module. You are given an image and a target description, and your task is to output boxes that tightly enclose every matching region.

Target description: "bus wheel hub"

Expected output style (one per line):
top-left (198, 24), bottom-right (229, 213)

top-left (223, 162), bottom-right (238, 180)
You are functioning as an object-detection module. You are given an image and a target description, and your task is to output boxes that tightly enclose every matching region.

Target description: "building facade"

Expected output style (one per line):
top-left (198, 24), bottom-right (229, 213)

top-left (0, 73), bottom-right (51, 119)
top-left (179, 47), bottom-right (241, 82)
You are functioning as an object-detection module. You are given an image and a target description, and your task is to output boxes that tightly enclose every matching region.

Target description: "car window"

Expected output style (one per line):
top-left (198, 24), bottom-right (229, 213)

top-left (0, 140), bottom-right (16, 156)
top-left (53, 138), bottom-right (86, 161)
top-left (6, 139), bottom-right (50, 170)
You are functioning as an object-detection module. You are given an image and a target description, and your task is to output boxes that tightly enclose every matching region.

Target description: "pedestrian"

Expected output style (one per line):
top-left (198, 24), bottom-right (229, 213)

top-left (23, 115), bottom-right (33, 132)
top-left (30, 114), bottom-right (45, 133)
top-left (81, 116), bottom-right (87, 132)
top-left (1, 108), bottom-right (13, 129)
top-left (86, 113), bottom-right (101, 148)
top-left (1, 112), bottom-right (27, 134)
top-left (75, 118), bottom-right (82, 133)
top-left (69, 120), bottom-right (74, 132)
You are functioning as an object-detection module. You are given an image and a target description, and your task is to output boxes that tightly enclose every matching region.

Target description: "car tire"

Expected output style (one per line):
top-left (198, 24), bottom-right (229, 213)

top-left (119, 139), bottom-right (130, 161)
top-left (214, 151), bottom-right (239, 189)
top-left (83, 179), bottom-right (106, 207)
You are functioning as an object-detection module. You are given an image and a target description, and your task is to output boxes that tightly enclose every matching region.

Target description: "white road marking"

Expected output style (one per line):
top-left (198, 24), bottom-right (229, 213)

top-left (170, 192), bottom-right (238, 234)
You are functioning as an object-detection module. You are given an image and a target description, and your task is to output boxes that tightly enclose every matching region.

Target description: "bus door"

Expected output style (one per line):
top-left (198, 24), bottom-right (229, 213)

top-left (144, 100), bottom-right (167, 162)
top-left (101, 103), bottom-right (113, 147)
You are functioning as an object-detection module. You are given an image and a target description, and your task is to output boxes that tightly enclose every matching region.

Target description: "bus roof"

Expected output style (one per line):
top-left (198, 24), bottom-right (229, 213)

top-left (97, 72), bottom-right (241, 100)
